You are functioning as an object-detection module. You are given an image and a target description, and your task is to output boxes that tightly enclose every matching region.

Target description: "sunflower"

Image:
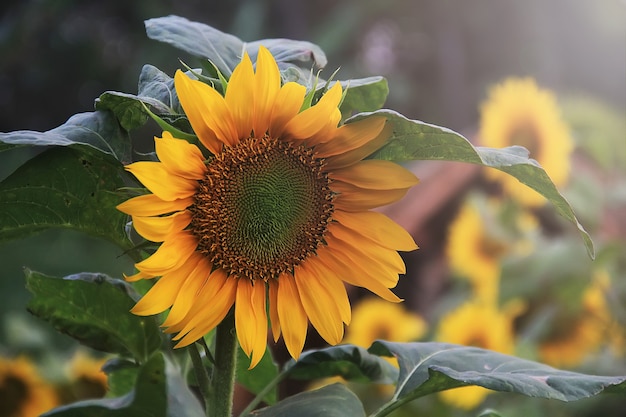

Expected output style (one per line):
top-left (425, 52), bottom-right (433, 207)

top-left (345, 297), bottom-right (427, 348)
top-left (0, 356), bottom-right (58, 417)
top-left (435, 299), bottom-right (523, 410)
top-left (65, 350), bottom-right (108, 400)
top-left (118, 46), bottom-right (419, 367)
top-left (479, 77), bottom-right (573, 207)
top-left (538, 269), bottom-right (615, 368)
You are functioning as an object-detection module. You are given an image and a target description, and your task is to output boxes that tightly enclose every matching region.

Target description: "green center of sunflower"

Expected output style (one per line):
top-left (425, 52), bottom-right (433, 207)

top-left (190, 136), bottom-right (334, 281)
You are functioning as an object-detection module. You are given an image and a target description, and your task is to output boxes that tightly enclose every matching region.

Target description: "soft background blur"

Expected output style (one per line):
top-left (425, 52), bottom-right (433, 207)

top-left (1, 0), bottom-right (625, 416)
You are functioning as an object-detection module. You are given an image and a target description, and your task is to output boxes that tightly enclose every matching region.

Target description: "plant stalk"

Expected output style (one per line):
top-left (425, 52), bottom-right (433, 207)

top-left (209, 312), bottom-right (238, 417)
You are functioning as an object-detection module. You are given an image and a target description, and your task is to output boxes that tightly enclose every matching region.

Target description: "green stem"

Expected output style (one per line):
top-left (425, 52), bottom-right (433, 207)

top-left (189, 343), bottom-right (212, 413)
top-left (209, 312), bottom-right (238, 417)
top-left (237, 371), bottom-right (288, 417)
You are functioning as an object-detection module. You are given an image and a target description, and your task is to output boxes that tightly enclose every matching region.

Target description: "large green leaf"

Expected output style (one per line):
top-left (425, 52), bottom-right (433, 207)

top-left (25, 270), bottom-right (162, 362)
top-left (285, 344), bottom-right (398, 385)
top-left (144, 15), bottom-right (326, 77)
top-left (96, 65), bottom-right (180, 132)
top-left (0, 146), bottom-right (130, 248)
top-left (368, 342), bottom-right (626, 415)
top-left (247, 383), bottom-right (365, 417)
top-left (355, 109), bottom-right (594, 258)
top-left (0, 111), bottom-right (131, 163)
top-left (336, 77), bottom-right (389, 120)
top-left (43, 353), bottom-right (167, 417)
top-left (236, 345), bottom-right (279, 405)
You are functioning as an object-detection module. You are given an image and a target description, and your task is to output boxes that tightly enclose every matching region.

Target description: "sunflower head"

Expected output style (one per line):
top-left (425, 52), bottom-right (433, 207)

top-left (479, 77), bottom-right (573, 208)
top-left (118, 46), bottom-right (419, 367)
top-left (0, 356), bottom-right (58, 417)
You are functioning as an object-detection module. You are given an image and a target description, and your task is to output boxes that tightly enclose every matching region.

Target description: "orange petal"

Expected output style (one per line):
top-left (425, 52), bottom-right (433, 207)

top-left (235, 279), bottom-right (268, 369)
top-left (332, 181), bottom-right (411, 211)
top-left (126, 161), bottom-right (198, 201)
top-left (306, 257), bottom-right (351, 325)
top-left (328, 222), bottom-right (406, 273)
top-left (225, 53), bottom-right (255, 139)
top-left (316, 245), bottom-right (401, 303)
top-left (160, 255), bottom-right (211, 329)
top-left (324, 122), bottom-right (392, 170)
top-left (132, 210), bottom-right (192, 242)
top-left (332, 210), bottom-right (417, 251)
top-left (276, 272), bottom-right (308, 359)
top-left (172, 272), bottom-right (237, 347)
top-left (123, 269), bottom-right (154, 282)
top-left (315, 116), bottom-right (386, 158)
top-left (130, 272), bottom-right (188, 316)
top-left (268, 278), bottom-right (281, 342)
top-left (135, 231), bottom-right (198, 275)
top-left (174, 70), bottom-right (238, 149)
top-left (329, 160), bottom-right (419, 190)
top-left (282, 82), bottom-right (342, 140)
top-left (253, 46), bottom-right (281, 137)
top-left (155, 132), bottom-right (207, 179)
top-left (269, 82), bottom-right (306, 138)
top-left (117, 194), bottom-right (192, 217)
top-left (324, 233), bottom-right (400, 287)
top-left (294, 261), bottom-right (344, 345)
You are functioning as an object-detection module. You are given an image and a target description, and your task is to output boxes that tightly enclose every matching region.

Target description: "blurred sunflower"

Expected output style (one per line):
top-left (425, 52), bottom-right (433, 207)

top-left (538, 269), bottom-right (615, 368)
top-left (118, 46), bottom-right (419, 367)
top-left (479, 77), bottom-right (573, 208)
top-left (0, 356), bottom-right (58, 417)
top-left (445, 200), bottom-right (509, 303)
top-left (435, 299), bottom-right (524, 410)
top-left (345, 297), bottom-right (427, 348)
top-left (64, 351), bottom-right (108, 401)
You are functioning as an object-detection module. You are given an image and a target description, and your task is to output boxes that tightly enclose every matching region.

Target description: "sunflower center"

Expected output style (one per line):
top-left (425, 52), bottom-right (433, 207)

top-left (190, 136), bottom-right (334, 281)
top-left (509, 123), bottom-right (541, 157)
top-left (0, 375), bottom-right (29, 416)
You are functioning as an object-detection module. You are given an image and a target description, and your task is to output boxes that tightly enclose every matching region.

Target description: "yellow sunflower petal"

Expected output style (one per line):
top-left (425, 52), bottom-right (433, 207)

top-left (225, 52), bottom-right (255, 139)
top-left (126, 162), bottom-right (198, 201)
top-left (253, 46), bottom-right (281, 137)
top-left (324, 122), bottom-right (392, 170)
top-left (130, 272), bottom-right (187, 316)
top-left (277, 272), bottom-right (308, 359)
top-left (332, 181), bottom-right (411, 211)
top-left (324, 233), bottom-right (400, 287)
top-left (306, 257), bottom-right (351, 325)
top-left (269, 82), bottom-right (307, 138)
top-left (175, 70), bottom-right (238, 149)
top-left (282, 82), bottom-right (342, 140)
top-left (268, 278), bottom-right (281, 342)
top-left (328, 222), bottom-right (406, 273)
top-left (155, 132), bottom-right (207, 180)
top-left (332, 210), bottom-right (417, 251)
top-left (135, 231), bottom-right (198, 275)
top-left (161, 256), bottom-right (211, 330)
top-left (132, 210), bottom-right (192, 242)
top-left (330, 160), bottom-right (419, 190)
top-left (123, 269), bottom-right (154, 282)
top-left (116, 194), bottom-right (192, 217)
top-left (235, 279), bottom-right (268, 369)
top-left (316, 245), bottom-right (402, 303)
top-left (294, 261), bottom-right (344, 345)
top-left (172, 272), bottom-right (237, 347)
top-left (315, 116), bottom-right (386, 157)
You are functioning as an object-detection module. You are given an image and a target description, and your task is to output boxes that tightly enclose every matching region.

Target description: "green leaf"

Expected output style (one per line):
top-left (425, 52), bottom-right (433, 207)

top-left (236, 345), bottom-right (279, 405)
top-left (285, 344), bottom-right (398, 384)
top-left (356, 109), bottom-right (594, 258)
top-left (25, 270), bottom-right (162, 362)
top-left (0, 147), bottom-right (130, 248)
top-left (145, 16), bottom-right (327, 78)
top-left (247, 383), bottom-right (365, 417)
top-left (477, 410), bottom-right (507, 417)
top-left (103, 358), bottom-right (140, 398)
top-left (96, 65), bottom-right (180, 132)
top-left (336, 77), bottom-right (389, 119)
top-left (368, 342), bottom-right (626, 414)
top-left (0, 111), bottom-right (131, 163)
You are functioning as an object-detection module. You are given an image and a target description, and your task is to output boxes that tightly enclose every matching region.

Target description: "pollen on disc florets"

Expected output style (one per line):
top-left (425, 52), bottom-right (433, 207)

top-left (189, 135), bottom-right (334, 281)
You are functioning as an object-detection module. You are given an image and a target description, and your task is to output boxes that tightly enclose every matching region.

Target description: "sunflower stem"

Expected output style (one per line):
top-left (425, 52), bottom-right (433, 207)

top-left (209, 312), bottom-right (238, 417)
top-left (188, 342), bottom-right (212, 413)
